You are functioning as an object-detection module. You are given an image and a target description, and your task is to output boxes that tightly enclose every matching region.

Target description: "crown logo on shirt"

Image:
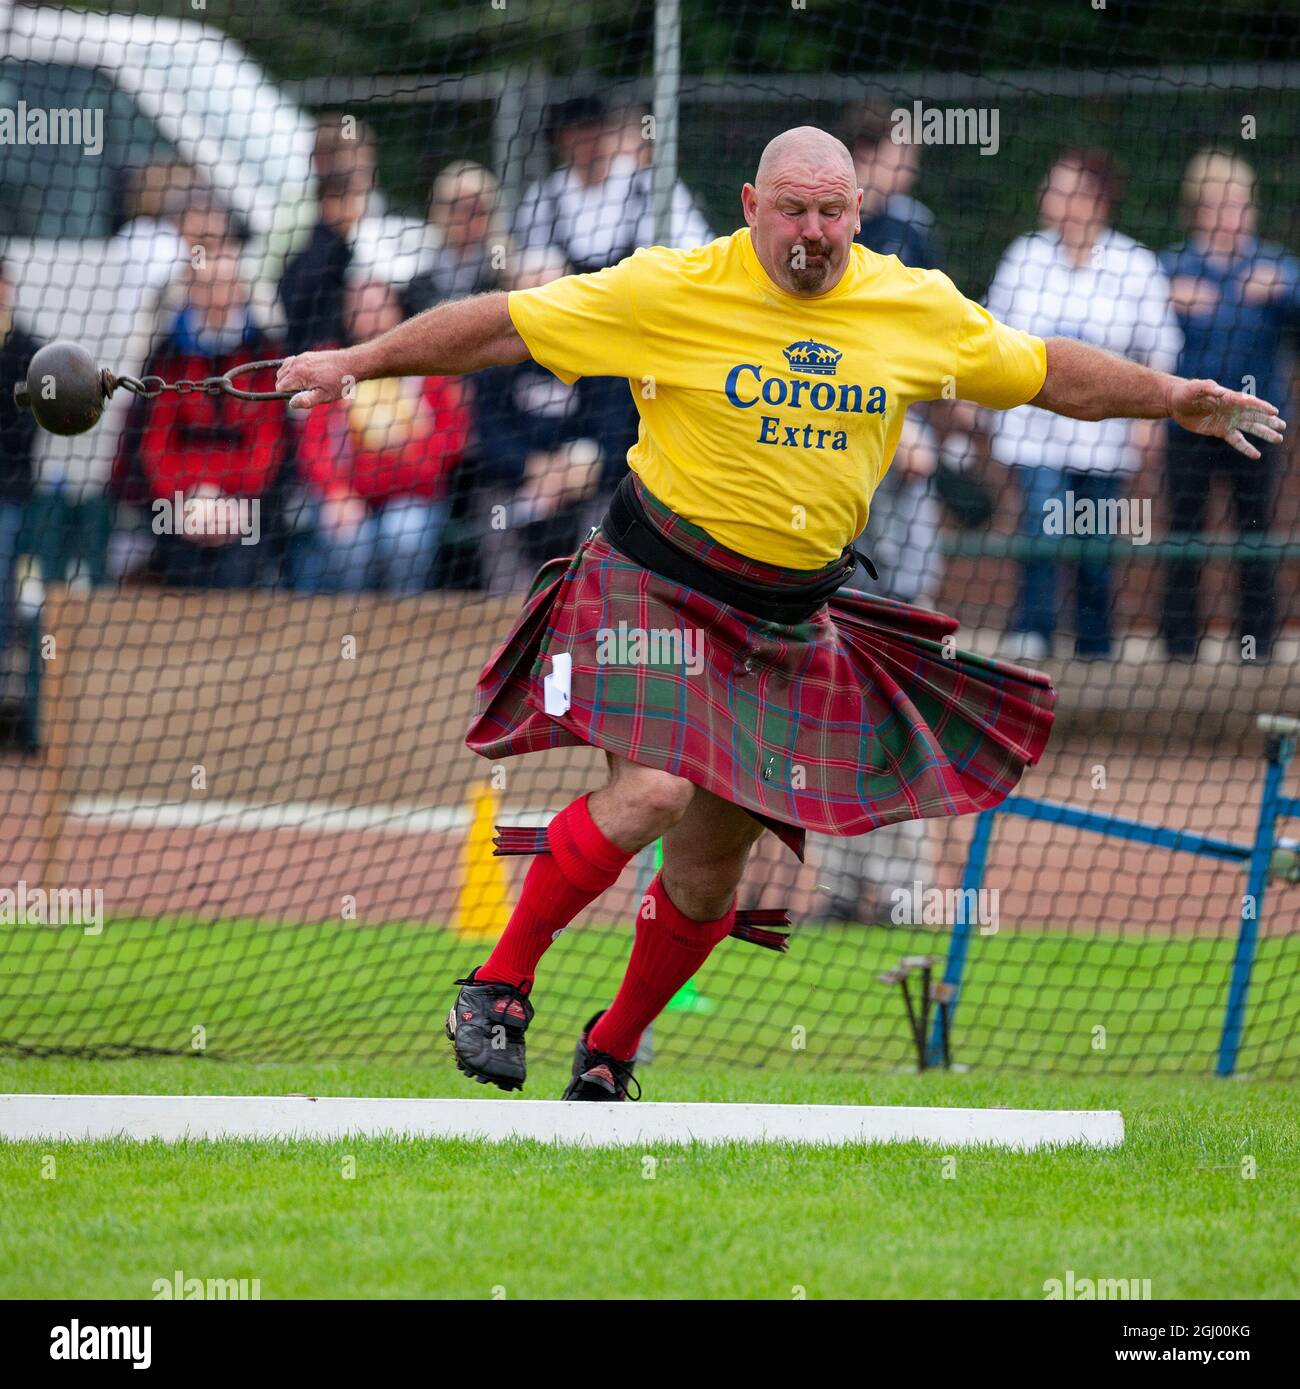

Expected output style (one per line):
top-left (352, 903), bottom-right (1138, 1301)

top-left (783, 339), bottom-right (842, 375)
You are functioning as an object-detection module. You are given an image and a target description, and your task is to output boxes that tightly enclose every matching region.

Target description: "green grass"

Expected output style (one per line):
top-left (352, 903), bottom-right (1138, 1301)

top-left (3, 915), bottom-right (1297, 1298)
top-left (2, 916), bottom-right (1298, 1078)
top-left (1, 1060), bottom-right (1297, 1299)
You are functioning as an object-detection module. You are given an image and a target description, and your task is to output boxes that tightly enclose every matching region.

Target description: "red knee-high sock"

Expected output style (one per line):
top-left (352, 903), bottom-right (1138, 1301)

top-left (588, 873), bottom-right (735, 1061)
top-left (477, 794), bottom-right (632, 992)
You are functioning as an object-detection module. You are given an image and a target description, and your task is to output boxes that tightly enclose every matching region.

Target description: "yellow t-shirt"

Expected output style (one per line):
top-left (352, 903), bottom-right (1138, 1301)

top-left (507, 227), bottom-right (1046, 567)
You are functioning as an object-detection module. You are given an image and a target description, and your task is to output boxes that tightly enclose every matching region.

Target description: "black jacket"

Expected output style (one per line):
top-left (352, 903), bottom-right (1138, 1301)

top-left (0, 322), bottom-right (43, 504)
top-left (279, 222), bottom-right (352, 356)
top-left (472, 361), bottom-right (590, 489)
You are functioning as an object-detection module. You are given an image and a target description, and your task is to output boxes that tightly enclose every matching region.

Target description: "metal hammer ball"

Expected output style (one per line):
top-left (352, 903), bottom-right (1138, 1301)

top-left (13, 341), bottom-right (110, 436)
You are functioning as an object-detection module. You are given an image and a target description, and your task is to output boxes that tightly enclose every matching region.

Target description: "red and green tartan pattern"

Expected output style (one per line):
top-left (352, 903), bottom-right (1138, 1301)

top-left (467, 490), bottom-right (1056, 860)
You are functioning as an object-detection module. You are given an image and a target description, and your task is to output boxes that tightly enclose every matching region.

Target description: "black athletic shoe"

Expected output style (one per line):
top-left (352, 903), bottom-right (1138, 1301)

top-left (445, 969), bottom-right (535, 1092)
top-left (561, 1011), bottom-right (641, 1101)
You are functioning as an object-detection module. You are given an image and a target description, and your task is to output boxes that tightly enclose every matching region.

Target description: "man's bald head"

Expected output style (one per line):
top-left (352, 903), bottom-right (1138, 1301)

top-left (743, 126), bottom-right (862, 296)
top-left (755, 126), bottom-right (856, 193)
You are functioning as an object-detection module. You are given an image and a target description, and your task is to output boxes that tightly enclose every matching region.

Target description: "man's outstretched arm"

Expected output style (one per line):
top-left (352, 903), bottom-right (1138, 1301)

top-left (275, 291), bottom-right (530, 409)
top-left (1030, 336), bottom-right (1286, 460)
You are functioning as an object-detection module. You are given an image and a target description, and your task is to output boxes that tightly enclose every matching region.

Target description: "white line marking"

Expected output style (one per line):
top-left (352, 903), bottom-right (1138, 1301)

top-left (0, 1095), bottom-right (1124, 1150)
top-left (67, 797), bottom-right (553, 837)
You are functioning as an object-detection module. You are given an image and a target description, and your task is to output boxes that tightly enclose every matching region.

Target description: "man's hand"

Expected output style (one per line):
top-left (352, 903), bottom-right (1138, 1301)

top-left (516, 440), bottom-right (601, 520)
top-left (1168, 379), bottom-right (1286, 460)
top-left (1030, 338), bottom-right (1289, 459)
top-left (276, 350), bottom-right (358, 412)
top-left (1169, 275), bottom-right (1219, 317)
top-left (1240, 263), bottom-right (1286, 307)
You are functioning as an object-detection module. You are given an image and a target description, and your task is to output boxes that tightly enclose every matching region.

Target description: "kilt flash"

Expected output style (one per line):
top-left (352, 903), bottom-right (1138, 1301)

top-left (467, 482), bottom-right (1056, 861)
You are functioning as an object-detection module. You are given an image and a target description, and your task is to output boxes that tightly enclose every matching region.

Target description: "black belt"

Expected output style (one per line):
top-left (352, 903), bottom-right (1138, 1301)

top-left (600, 474), bottom-right (876, 626)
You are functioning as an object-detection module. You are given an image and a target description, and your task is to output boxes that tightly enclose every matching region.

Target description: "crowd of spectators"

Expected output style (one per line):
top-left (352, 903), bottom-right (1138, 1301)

top-left (1, 95), bottom-right (1297, 921)
top-left (0, 98), bottom-right (1297, 665)
top-left (88, 95), bottom-right (708, 595)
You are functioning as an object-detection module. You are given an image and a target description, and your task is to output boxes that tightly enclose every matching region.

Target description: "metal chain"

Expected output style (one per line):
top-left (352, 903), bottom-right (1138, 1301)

top-left (114, 359), bottom-right (292, 402)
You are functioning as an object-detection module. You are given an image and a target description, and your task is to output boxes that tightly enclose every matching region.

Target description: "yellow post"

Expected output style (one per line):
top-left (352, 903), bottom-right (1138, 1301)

top-left (451, 783), bottom-right (513, 937)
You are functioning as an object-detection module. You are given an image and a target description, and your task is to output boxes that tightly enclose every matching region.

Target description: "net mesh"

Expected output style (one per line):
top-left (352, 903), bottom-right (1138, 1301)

top-left (0, 0), bottom-right (1297, 1078)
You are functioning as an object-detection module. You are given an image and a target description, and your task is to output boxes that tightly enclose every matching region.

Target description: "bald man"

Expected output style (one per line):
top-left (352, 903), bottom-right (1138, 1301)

top-left (278, 126), bottom-right (1285, 1101)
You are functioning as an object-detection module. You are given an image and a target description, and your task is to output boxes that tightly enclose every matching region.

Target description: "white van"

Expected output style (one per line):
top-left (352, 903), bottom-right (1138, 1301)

top-left (0, 1), bottom-right (427, 492)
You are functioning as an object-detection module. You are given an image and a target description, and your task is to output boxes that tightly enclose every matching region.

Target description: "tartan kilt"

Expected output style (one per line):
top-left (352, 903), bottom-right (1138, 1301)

top-left (467, 487), bottom-right (1056, 860)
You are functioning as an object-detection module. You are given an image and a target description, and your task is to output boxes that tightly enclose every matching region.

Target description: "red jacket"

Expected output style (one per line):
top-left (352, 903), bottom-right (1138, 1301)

top-left (114, 329), bottom-right (290, 501)
top-left (297, 373), bottom-right (468, 504)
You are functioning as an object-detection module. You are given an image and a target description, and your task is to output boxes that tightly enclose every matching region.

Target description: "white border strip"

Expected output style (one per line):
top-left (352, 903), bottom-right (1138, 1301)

top-left (67, 797), bottom-right (554, 837)
top-left (0, 1095), bottom-right (1124, 1150)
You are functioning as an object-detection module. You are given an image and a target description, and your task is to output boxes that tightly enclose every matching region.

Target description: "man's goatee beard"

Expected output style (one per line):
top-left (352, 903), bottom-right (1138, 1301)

top-left (792, 262), bottom-right (831, 290)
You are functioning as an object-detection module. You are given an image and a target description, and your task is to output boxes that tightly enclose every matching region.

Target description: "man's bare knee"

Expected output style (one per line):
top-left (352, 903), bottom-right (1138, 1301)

top-left (662, 855), bottom-right (751, 921)
top-left (588, 761), bottom-right (695, 852)
top-left (610, 760), bottom-right (692, 812)
top-left (662, 834), bottom-right (762, 920)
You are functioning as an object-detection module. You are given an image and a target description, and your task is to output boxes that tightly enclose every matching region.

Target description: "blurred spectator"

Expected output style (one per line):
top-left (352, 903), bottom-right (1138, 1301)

top-left (845, 105), bottom-right (944, 270)
top-left (111, 163), bottom-right (199, 331)
top-left (114, 172), bottom-right (249, 292)
top-left (291, 279), bottom-right (468, 594)
top-left (1160, 149), bottom-right (1300, 662)
top-left (121, 160), bottom-right (200, 227)
top-left (0, 258), bottom-right (41, 656)
top-left (472, 248), bottom-right (602, 594)
top-left (173, 188), bottom-right (246, 256)
top-left (109, 186), bottom-right (250, 577)
top-left (279, 168), bottom-right (369, 356)
top-left (402, 161), bottom-right (510, 316)
top-left (311, 115), bottom-right (430, 288)
top-left (100, 181), bottom-right (249, 586)
top-left (986, 149), bottom-right (1180, 661)
top-left (514, 92), bottom-right (712, 518)
top-left (116, 239), bottom-right (292, 589)
top-left (313, 116), bottom-right (378, 194)
top-left (397, 161), bottom-right (512, 590)
top-left (609, 102), bottom-right (654, 169)
top-left (281, 115), bottom-right (427, 351)
top-left (514, 93), bottom-right (711, 271)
